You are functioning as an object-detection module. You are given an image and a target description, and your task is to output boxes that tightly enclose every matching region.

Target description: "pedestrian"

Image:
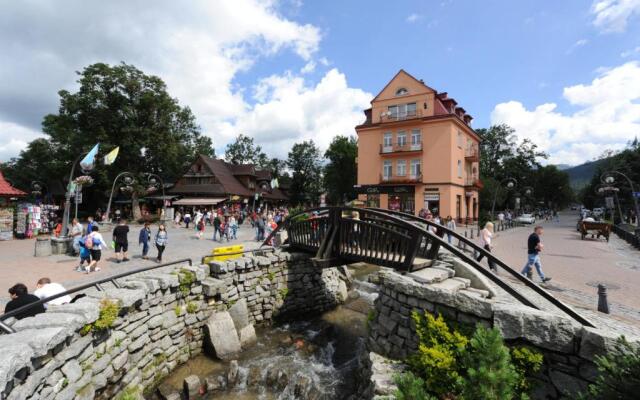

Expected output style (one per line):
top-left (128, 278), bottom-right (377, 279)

top-left (498, 211), bottom-right (505, 230)
top-left (197, 217), bottom-right (206, 240)
top-left (70, 218), bottom-right (83, 256)
top-left (76, 236), bottom-right (91, 272)
top-left (138, 222), bottom-right (152, 260)
top-left (34, 278), bottom-right (71, 307)
top-left (183, 211), bottom-right (191, 229)
top-left (476, 222), bottom-right (496, 271)
top-left (256, 215), bottom-right (266, 241)
top-left (155, 224), bottom-right (168, 263)
top-left (86, 216), bottom-right (95, 234)
top-left (445, 216), bottom-right (456, 244)
top-left (112, 219), bottom-right (130, 263)
top-left (229, 215), bottom-right (238, 240)
top-left (174, 210), bottom-right (181, 227)
top-left (4, 283), bottom-right (46, 319)
top-left (553, 209), bottom-right (560, 223)
top-left (213, 214), bottom-right (221, 241)
top-left (53, 218), bottom-right (63, 237)
top-left (194, 210), bottom-right (203, 231)
top-left (521, 226), bottom-right (552, 283)
top-left (86, 225), bottom-right (108, 273)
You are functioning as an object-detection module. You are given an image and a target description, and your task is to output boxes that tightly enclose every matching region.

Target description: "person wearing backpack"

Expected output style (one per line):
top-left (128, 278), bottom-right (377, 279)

top-left (86, 225), bottom-right (108, 273)
top-left (76, 235), bottom-right (92, 272)
top-left (138, 222), bottom-right (152, 260)
top-left (155, 224), bottom-right (168, 263)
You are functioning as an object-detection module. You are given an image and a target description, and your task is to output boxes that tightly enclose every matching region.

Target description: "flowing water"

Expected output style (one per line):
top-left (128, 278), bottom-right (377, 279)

top-left (155, 263), bottom-right (380, 400)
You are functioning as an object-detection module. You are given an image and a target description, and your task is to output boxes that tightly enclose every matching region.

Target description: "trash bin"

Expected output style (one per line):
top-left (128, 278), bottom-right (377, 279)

top-left (34, 236), bottom-right (52, 257)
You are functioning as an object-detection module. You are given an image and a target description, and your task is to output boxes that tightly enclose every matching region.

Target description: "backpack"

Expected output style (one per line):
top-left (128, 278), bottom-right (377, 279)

top-left (84, 234), bottom-right (94, 249)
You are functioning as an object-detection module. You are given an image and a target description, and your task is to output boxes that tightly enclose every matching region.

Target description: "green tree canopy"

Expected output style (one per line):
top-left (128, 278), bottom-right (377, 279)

top-left (286, 140), bottom-right (322, 206)
top-left (323, 135), bottom-right (357, 205)
top-left (224, 134), bottom-right (268, 167)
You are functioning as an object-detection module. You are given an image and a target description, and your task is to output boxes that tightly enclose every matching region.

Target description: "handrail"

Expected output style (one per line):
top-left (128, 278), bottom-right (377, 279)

top-left (368, 208), bottom-right (595, 327)
top-left (0, 258), bottom-right (193, 334)
top-left (200, 246), bottom-right (276, 265)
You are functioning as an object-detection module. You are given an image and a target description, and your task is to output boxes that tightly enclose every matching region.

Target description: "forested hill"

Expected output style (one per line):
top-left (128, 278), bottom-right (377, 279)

top-left (562, 158), bottom-right (610, 189)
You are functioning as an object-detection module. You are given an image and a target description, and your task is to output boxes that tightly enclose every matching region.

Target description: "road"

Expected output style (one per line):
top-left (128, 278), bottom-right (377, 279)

top-left (487, 211), bottom-right (640, 324)
top-left (0, 222), bottom-right (263, 308)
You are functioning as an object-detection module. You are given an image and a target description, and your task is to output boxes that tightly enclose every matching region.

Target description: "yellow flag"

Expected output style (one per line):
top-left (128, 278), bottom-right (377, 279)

top-left (103, 146), bottom-right (119, 165)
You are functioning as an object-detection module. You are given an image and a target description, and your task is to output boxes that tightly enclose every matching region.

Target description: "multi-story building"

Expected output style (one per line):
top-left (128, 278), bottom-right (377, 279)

top-left (355, 70), bottom-right (481, 221)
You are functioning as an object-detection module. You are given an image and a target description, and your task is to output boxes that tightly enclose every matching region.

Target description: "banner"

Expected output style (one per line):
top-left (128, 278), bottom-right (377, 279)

top-left (80, 143), bottom-right (99, 171)
top-left (103, 146), bottom-right (119, 165)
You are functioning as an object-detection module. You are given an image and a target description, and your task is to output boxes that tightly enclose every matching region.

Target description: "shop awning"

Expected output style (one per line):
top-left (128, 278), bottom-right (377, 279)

top-left (173, 197), bottom-right (226, 206)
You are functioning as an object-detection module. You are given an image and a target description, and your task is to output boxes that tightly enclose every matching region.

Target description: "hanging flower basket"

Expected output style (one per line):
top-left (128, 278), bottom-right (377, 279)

top-left (146, 186), bottom-right (158, 194)
top-left (74, 175), bottom-right (94, 186)
top-left (120, 186), bottom-right (134, 193)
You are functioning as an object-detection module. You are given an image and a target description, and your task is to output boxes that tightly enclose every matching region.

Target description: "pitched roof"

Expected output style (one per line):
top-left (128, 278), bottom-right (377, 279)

top-left (0, 171), bottom-right (26, 197)
top-left (255, 170), bottom-right (272, 181)
top-left (199, 156), bottom-right (254, 197)
top-left (371, 69), bottom-right (436, 102)
top-left (229, 164), bottom-right (256, 176)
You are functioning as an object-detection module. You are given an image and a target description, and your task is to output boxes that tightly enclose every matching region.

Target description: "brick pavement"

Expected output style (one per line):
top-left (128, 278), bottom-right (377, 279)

top-left (0, 221), bottom-right (262, 309)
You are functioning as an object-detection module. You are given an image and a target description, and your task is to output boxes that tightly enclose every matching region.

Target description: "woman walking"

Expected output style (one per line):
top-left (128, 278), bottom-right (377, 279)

top-left (155, 224), bottom-right (168, 263)
top-left (138, 222), bottom-right (151, 260)
top-left (197, 217), bottom-right (206, 240)
top-left (476, 222), bottom-right (496, 271)
top-left (445, 216), bottom-right (456, 244)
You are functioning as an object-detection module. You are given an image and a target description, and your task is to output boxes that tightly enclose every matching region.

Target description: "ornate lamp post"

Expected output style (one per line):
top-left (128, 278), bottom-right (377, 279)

top-left (601, 171), bottom-right (640, 227)
top-left (596, 183), bottom-right (623, 222)
top-left (105, 172), bottom-right (136, 223)
top-left (61, 152), bottom-right (92, 238)
top-left (30, 181), bottom-right (48, 204)
top-left (491, 177), bottom-right (517, 220)
top-left (144, 173), bottom-right (166, 221)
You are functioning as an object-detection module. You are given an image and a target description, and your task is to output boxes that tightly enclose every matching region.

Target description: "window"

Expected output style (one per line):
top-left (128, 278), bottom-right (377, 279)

top-left (457, 130), bottom-right (463, 148)
top-left (397, 131), bottom-right (407, 147)
top-left (457, 160), bottom-right (463, 178)
top-left (395, 88), bottom-right (408, 96)
top-left (411, 159), bottom-right (421, 177)
top-left (411, 129), bottom-right (421, 149)
top-left (388, 102), bottom-right (417, 119)
top-left (383, 132), bottom-right (393, 152)
top-left (397, 160), bottom-right (407, 176)
top-left (383, 160), bottom-right (392, 179)
top-left (406, 102), bottom-right (417, 117)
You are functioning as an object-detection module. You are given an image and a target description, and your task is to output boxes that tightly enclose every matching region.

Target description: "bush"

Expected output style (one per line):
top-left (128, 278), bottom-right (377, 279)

top-left (394, 372), bottom-right (436, 400)
top-left (511, 346), bottom-right (544, 395)
top-left (580, 336), bottom-right (640, 399)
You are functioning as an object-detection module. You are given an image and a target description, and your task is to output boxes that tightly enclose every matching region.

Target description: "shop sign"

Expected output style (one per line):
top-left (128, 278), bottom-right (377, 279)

top-left (465, 192), bottom-right (474, 197)
top-left (424, 193), bottom-right (440, 201)
top-left (355, 185), bottom-right (415, 195)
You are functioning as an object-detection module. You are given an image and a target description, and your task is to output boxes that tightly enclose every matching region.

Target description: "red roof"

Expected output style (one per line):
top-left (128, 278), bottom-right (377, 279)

top-left (0, 171), bottom-right (26, 197)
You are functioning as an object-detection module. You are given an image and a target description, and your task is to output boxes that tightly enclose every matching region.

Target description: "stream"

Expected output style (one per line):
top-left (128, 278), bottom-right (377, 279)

top-left (155, 263), bottom-right (379, 400)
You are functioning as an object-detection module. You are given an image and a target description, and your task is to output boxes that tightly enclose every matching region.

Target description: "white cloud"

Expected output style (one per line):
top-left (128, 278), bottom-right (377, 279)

top-left (406, 13), bottom-right (423, 23)
top-left (566, 39), bottom-right (589, 54)
top-left (491, 61), bottom-right (640, 165)
top-left (0, 0), bottom-right (369, 162)
top-left (591, 0), bottom-right (640, 33)
top-left (621, 46), bottom-right (640, 57)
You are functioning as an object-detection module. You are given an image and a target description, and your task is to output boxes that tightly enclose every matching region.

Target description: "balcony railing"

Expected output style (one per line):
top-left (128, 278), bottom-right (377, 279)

top-left (464, 177), bottom-right (484, 189)
top-left (379, 109), bottom-right (423, 123)
top-left (465, 146), bottom-right (480, 161)
top-left (380, 173), bottom-right (422, 184)
top-left (380, 141), bottom-right (423, 154)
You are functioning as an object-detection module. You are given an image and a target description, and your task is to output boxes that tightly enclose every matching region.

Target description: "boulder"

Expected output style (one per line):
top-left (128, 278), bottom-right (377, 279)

top-left (238, 324), bottom-right (257, 349)
top-left (227, 360), bottom-right (239, 386)
top-left (204, 311), bottom-right (241, 360)
top-left (228, 298), bottom-right (250, 331)
top-left (183, 375), bottom-right (201, 399)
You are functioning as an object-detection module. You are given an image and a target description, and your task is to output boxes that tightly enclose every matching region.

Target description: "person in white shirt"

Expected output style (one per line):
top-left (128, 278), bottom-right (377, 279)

top-left (476, 222), bottom-right (496, 271)
top-left (70, 218), bottom-right (83, 256)
top-left (445, 216), bottom-right (456, 244)
top-left (34, 277), bottom-right (71, 307)
top-left (86, 225), bottom-right (108, 273)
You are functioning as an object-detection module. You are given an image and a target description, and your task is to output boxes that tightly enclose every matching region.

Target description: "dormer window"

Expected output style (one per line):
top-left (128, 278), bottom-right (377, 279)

top-left (395, 88), bottom-right (408, 96)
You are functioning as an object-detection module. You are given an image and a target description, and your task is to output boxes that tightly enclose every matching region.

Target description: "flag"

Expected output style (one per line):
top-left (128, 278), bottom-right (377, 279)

top-left (271, 178), bottom-right (279, 189)
top-left (80, 143), bottom-right (99, 171)
top-left (103, 146), bottom-right (119, 165)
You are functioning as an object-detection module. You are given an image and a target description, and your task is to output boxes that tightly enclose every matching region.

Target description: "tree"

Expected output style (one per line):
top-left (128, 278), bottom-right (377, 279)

top-left (476, 124), bottom-right (517, 179)
top-left (323, 136), bottom-right (357, 205)
top-left (533, 165), bottom-right (574, 209)
top-left (3, 62), bottom-right (213, 217)
top-left (287, 140), bottom-right (322, 206)
top-left (224, 134), bottom-right (269, 167)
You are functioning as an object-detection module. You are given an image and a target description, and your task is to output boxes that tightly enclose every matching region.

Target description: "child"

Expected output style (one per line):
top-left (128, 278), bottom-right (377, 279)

top-left (76, 237), bottom-right (91, 272)
top-left (197, 218), bottom-right (205, 240)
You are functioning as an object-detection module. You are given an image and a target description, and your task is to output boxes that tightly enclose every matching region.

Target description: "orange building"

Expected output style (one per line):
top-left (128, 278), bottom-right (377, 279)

top-left (355, 70), bottom-right (481, 222)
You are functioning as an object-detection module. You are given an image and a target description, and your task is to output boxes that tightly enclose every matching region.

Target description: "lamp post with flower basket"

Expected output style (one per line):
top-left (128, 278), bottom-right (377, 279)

top-left (143, 173), bottom-right (166, 221)
top-left (60, 152), bottom-right (95, 240)
top-left (105, 172), bottom-right (137, 223)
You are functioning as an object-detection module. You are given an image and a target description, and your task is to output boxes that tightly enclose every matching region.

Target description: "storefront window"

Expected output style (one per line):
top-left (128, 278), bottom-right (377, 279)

top-left (389, 194), bottom-right (414, 214)
top-left (365, 194), bottom-right (380, 208)
top-left (424, 192), bottom-right (440, 216)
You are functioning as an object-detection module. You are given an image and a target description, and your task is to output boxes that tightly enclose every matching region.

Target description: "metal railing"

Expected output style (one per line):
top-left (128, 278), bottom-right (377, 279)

top-left (380, 173), bottom-right (422, 184)
top-left (612, 224), bottom-right (640, 249)
top-left (0, 258), bottom-right (193, 334)
top-left (380, 142), bottom-right (423, 154)
top-left (379, 109), bottom-right (422, 123)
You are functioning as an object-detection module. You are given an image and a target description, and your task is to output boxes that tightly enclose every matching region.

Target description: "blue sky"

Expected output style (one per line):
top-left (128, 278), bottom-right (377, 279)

top-left (1, 0), bottom-right (639, 165)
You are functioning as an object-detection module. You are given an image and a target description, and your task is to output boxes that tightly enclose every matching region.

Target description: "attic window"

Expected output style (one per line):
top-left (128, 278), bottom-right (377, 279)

top-left (395, 88), bottom-right (408, 96)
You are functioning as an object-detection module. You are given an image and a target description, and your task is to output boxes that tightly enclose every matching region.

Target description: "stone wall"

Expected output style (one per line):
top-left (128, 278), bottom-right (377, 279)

top-left (367, 268), bottom-right (630, 399)
top-left (0, 250), bottom-right (346, 400)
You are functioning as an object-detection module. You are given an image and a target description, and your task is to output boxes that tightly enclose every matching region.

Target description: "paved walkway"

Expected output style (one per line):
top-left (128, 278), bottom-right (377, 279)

top-left (0, 222), bottom-right (263, 309)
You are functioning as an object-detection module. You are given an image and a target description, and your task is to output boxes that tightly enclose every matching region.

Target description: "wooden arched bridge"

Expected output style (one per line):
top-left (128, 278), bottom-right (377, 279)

top-left (263, 206), bottom-right (594, 327)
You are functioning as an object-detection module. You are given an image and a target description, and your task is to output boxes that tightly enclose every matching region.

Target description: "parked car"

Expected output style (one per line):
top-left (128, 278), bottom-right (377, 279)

top-left (516, 213), bottom-right (536, 224)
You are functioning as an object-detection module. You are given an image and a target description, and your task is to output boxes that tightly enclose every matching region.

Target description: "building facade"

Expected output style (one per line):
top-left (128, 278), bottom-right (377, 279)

top-left (355, 70), bottom-right (481, 221)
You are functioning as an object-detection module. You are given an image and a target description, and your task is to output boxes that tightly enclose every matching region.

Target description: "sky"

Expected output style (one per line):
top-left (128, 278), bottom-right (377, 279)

top-left (0, 0), bottom-right (639, 166)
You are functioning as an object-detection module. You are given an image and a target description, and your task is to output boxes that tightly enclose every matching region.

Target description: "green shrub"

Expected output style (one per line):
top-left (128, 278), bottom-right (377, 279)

top-left (79, 299), bottom-right (120, 335)
top-left (394, 372), bottom-right (436, 400)
top-left (462, 326), bottom-right (518, 400)
top-left (178, 269), bottom-right (196, 295)
top-left (186, 302), bottom-right (198, 314)
top-left (116, 385), bottom-right (142, 400)
top-left (579, 336), bottom-right (640, 399)
top-left (511, 346), bottom-right (544, 395)
top-left (278, 288), bottom-right (289, 299)
top-left (174, 305), bottom-right (182, 317)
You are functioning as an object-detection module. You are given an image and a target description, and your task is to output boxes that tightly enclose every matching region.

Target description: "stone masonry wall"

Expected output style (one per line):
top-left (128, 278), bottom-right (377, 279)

top-left (367, 267), bottom-right (631, 399)
top-left (0, 250), bottom-right (346, 400)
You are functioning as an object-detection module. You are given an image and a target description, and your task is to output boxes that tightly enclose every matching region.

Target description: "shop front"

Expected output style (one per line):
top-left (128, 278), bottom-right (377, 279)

top-left (356, 185), bottom-right (416, 214)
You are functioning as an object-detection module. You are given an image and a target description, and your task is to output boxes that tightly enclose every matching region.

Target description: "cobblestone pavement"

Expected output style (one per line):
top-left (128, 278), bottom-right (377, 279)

top-left (482, 211), bottom-right (640, 327)
top-left (0, 221), bottom-right (263, 308)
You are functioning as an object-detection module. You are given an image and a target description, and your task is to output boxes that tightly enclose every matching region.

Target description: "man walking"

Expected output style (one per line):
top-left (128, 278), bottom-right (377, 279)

top-left (112, 219), bottom-right (130, 263)
top-left (521, 226), bottom-right (551, 283)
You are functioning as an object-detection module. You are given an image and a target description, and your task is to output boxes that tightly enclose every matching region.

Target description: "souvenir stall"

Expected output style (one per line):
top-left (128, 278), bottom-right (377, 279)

top-left (0, 170), bottom-right (27, 240)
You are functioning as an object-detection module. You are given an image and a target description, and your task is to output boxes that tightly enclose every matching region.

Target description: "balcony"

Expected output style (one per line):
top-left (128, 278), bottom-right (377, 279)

top-left (464, 177), bottom-right (484, 190)
top-left (465, 145), bottom-right (480, 161)
top-left (380, 173), bottom-right (422, 184)
top-left (380, 141), bottom-right (423, 154)
top-left (379, 109), bottom-right (423, 123)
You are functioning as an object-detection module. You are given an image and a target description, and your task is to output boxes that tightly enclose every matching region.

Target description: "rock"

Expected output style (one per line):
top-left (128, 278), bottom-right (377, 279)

top-left (247, 366), bottom-right (262, 387)
top-left (46, 301), bottom-right (101, 323)
top-left (238, 324), bottom-right (257, 349)
top-left (228, 298), bottom-right (250, 330)
top-left (294, 375), bottom-right (312, 398)
top-left (183, 374), bottom-right (201, 399)
top-left (61, 359), bottom-right (83, 383)
top-left (337, 280), bottom-right (348, 302)
top-left (205, 374), bottom-right (222, 392)
top-left (0, 327), bottom-right (70, 358)
top-left (11, 312), bottom-right (86, 332)
top-left (204, 311), bottom-right (241, 360)
top-left (227, 360), bottom-right (239, 385)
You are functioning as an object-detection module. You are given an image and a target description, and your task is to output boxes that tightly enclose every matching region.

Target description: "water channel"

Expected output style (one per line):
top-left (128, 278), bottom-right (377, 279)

top-left (154, 263), bottom-right (380, 400)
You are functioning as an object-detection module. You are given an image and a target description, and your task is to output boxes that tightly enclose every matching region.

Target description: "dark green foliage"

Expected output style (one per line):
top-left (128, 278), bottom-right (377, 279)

top-left (286, 140), bottom-right (322, 206)
top-left (323, 135), bottom-right (357, 205)
top-left (580, 336), bottom-right (640, 399)
top-left (511, 346), bottom-right (543, 395)
top-left (224, 134), bottom-right (269, 167)
top-left (394, 372), bottom-right (436, 400)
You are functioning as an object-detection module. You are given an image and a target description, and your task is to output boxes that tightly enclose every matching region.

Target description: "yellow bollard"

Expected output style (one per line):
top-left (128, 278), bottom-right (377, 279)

top-left (203, 245), bottom-right (244, 264)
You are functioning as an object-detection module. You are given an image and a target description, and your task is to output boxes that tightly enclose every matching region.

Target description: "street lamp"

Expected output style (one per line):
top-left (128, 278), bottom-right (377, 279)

top-left (105, 172), bottom-right (137, 223)
top-left (491, 177), bottom-right (517, 220)
top-left (596, 183), bottom-right (623, 222)
top-left (601, 171), bottom-right (640, 227)
top-left (61, 152), bottom-right (93, 238)
top-left (31, 181), bottom-right (48, 203)
top-left (144, 173), bottom-right (166, 221)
